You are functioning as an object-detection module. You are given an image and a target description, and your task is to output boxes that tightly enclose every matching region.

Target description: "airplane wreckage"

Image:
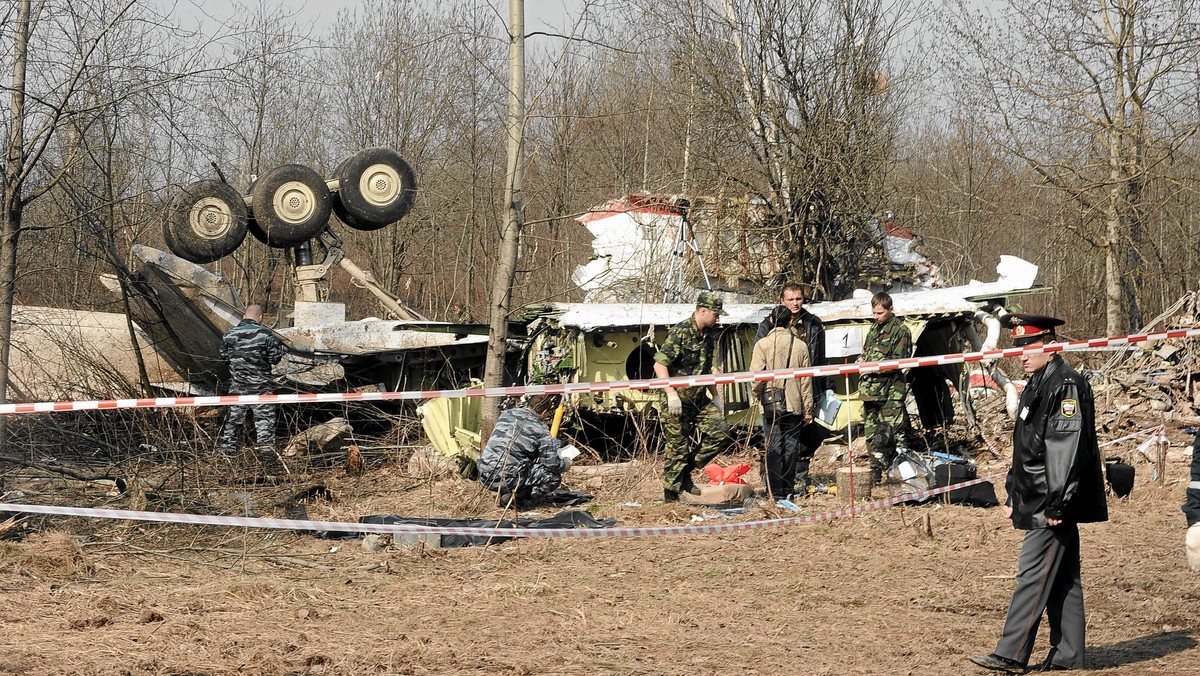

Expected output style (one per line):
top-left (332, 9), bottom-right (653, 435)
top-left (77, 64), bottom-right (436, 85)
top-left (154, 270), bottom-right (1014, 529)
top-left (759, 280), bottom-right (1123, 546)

top-left (10, 153), bottom-right (1047, 466)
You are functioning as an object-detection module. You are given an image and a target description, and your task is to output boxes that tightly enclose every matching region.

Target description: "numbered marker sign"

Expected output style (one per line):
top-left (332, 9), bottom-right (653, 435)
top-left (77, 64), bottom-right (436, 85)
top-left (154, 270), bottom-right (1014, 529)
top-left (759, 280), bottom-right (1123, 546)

top-left (825, 325), bottom-right (865, 358)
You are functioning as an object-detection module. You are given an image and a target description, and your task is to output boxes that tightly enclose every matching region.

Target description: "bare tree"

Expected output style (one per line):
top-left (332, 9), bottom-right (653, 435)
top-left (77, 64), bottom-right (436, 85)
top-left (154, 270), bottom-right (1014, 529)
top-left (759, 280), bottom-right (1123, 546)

top-left (627, 0), bottom-right (921, 300)
top-left (0, 0), bottom-right (212, 416)
top-left (944, 0), bottom-right (1200, 335)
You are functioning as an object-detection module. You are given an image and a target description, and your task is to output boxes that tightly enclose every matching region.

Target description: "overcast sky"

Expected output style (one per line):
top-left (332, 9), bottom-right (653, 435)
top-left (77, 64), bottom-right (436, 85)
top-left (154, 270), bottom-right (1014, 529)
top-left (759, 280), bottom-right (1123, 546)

top-left (169, 0), bottom-right (588, 38)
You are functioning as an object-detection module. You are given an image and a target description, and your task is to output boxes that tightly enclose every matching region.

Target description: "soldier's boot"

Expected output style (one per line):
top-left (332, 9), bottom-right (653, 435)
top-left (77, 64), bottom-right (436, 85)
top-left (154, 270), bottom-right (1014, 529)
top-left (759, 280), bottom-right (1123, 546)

top-left (868, 454), bottom-right (885, 487)
top-left (254, 446), bottom-right (287, 477)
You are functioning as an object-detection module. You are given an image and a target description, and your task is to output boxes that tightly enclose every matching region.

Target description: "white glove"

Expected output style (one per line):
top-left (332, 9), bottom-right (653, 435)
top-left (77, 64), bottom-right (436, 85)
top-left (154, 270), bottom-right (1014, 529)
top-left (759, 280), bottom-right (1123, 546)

top-left (1187, 524), bottom-right (1200, 572)
top-left (665, 390), bottom-right (682, 416)
top-left (558, 444), bottom-right (580, 471)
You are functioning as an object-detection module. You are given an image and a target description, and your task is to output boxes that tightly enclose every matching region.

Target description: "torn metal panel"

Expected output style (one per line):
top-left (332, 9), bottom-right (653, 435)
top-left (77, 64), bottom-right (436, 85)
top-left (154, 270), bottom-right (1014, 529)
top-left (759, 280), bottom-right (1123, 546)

top-left (533, 302), bottom-right (776, 332)
top-left (279, 321), bottom-right (489, 392)
top-left (572, 194), bottom-right (778, 302)
top-left (102, 245), bottom-right (246, 388)
top-left (279, 321), bottom-right (488, 356)
top-left (572, 194), bottom-right (958, 302)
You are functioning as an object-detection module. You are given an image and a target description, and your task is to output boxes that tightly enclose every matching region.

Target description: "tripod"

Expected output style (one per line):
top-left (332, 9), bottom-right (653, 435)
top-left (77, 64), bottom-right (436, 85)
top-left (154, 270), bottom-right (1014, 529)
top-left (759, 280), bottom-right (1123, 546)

top-left (662, 201), bottom-right (712, 302)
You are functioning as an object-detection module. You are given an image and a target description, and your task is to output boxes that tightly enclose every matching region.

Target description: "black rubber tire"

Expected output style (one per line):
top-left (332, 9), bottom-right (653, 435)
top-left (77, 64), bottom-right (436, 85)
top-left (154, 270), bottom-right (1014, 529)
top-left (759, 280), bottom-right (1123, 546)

top-left (162, 179), bottom-right (248, 264)
top-left (161, 213), bottom-right (181, 256)
top-left (249, 164), bottom-right (331, 247)
top-left (243, 178), bottom-right (268, 245)
top-left (328, 157), bottom-right (371, 231)
top-left (333, 148), bottom-right (416, 230)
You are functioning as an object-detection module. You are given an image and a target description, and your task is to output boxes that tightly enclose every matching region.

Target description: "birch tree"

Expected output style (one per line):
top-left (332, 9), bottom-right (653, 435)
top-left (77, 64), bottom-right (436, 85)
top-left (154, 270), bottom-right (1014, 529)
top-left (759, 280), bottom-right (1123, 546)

top-left (639, 0), bottom-right (920, 300)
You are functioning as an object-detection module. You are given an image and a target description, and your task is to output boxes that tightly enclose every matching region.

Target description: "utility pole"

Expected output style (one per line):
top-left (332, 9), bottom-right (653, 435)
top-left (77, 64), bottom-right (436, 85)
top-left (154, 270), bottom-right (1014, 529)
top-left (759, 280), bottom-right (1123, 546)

top-left (481, 0), bottom-right (525, 442)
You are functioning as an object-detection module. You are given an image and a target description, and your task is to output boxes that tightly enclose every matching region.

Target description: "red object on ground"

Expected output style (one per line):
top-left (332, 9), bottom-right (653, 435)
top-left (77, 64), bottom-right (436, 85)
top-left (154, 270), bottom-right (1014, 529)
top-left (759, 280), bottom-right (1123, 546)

top-left (705, 463), bottom-right (751, 485)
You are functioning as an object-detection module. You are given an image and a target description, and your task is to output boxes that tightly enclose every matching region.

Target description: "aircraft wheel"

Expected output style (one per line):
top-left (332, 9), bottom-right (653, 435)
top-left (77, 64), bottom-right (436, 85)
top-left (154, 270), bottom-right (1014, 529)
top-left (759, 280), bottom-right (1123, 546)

top-left (332, 147), bottom-right (416, 231)
top-left (162, 179), bottom-right (248, 263)
top-left (249, 163), bottom-right (331, 247)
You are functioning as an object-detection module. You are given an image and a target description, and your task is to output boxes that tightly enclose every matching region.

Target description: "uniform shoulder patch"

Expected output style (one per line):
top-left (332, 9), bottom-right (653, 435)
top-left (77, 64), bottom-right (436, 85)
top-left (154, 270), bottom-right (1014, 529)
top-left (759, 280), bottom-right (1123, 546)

top-left (1060, 399), bottom-right (1078, 417)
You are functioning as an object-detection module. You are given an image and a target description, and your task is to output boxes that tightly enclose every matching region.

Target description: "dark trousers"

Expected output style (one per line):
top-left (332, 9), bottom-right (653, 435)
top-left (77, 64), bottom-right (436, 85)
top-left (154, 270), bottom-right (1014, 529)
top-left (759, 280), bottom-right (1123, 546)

top-left (994, 524), bottom-right (1085, 669)
top-left (762, 413), bottom-right (809, 497)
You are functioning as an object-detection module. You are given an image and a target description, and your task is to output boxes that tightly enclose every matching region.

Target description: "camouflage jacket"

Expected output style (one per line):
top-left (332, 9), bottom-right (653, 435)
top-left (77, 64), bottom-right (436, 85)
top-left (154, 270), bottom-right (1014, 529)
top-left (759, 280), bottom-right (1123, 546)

top-left (859, 315), bottom-right (912, 400)
top-left (477, 407), bottom-right (564, 500)
top-left (220, 319), bottom-right (285, 387)
top-left (653, 316), bottom-right (715, 399)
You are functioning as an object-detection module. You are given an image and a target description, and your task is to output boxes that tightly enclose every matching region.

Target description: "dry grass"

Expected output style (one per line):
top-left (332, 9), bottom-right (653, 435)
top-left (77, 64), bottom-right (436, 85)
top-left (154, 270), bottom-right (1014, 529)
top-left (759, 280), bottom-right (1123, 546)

top-left (0, 418), bottom-right (1197, 675)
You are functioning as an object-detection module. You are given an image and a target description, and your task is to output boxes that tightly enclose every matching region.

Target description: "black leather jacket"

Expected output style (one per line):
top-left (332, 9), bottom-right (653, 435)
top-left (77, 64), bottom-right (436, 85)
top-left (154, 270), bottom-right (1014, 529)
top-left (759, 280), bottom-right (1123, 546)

top-left (756, 306), bottom-right (827, 409)
top-left (1006, 355), bottom-right (1108, 529)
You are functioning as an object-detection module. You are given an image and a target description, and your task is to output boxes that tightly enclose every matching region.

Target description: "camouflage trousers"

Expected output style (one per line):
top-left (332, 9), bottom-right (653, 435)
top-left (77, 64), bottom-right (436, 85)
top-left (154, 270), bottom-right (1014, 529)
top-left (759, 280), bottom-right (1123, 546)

top-left (218, 383), bottom-right (276, 453)
top-left (863, 387), bottom-right (907, 480)
top-left (662, 395), bottom-right (730, 492)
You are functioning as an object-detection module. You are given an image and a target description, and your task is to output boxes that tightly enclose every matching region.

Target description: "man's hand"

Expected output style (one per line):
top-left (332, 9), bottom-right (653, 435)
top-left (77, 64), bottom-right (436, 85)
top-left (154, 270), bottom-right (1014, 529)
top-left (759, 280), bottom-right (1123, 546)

top-left (1187, 524), bottom-right (1200, 572)
top-left (665, 389), bottom-right (682, 417)
top-left (1046, 517), bottom-right (1061, 527)
top-left (803, 413), bottom-right (813, 424)
top-left (1002, 505), bottom-right (1013, 519)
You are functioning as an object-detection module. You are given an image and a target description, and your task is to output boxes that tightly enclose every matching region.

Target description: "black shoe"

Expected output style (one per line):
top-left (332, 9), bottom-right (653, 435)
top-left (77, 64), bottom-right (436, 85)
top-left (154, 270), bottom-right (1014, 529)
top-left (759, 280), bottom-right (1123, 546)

top-left (254, 447), bottom-right (286, 475)
top-left (663, 489), bottom-right (680, 502)
top-left (968, 654), bottom-right (1027, 673)
top-left (680, 479), bottom-right (701, 496)
top-left (1035, 658), bottom-right (1070, 672)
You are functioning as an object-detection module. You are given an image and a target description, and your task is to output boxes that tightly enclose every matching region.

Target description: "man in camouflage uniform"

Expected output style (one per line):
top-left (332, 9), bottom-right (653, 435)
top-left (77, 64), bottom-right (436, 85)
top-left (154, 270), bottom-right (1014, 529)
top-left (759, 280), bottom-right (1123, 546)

top-left (653, 291), bottom-right (732, 502)
top-left (218, 305), bottom-right (286, 461)
top-left (477, 395), bottom-right (568, 508)
top-left (858, 291), bottom-right (912, 484)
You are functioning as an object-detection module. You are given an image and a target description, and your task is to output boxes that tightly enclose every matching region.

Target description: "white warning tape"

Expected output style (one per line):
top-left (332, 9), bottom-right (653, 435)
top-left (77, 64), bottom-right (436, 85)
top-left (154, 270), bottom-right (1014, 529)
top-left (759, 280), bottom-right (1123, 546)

top-left (2, 326), bottom-right (1197, 415)
top-left (0, 483), bottom-right (984, 538)
top-left (0, 426), bottom-right (1165, 539)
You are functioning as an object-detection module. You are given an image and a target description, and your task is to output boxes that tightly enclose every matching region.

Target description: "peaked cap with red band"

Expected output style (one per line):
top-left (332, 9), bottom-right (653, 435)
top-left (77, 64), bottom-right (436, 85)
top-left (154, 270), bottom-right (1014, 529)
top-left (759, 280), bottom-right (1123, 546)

top-left (999, 313), bottom-right (1065, 347)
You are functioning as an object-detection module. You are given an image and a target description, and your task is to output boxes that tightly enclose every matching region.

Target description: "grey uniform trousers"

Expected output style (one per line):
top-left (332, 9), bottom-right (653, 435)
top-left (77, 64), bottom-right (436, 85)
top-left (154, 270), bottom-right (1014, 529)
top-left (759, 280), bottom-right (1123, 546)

top-left (994, 524), bottom-right (1085, 669)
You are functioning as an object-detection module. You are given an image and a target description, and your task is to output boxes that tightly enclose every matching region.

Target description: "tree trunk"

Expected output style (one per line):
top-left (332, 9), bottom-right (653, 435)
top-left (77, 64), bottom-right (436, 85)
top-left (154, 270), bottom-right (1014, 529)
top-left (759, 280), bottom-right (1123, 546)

top-left (0, 0), bottom-right (32, 438)
top-left (1104, 36), bottom-right (1126, 338)
top-left (481, 0), bottom-right (525, 443)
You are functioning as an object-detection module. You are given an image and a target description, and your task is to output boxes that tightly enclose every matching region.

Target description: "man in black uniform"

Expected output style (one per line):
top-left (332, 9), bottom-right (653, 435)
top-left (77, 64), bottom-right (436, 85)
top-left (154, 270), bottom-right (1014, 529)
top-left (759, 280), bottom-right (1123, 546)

top-left (970, 314), bottom-right (1108, 673)
top-left (1183, 433), bottom-right (1200, 571)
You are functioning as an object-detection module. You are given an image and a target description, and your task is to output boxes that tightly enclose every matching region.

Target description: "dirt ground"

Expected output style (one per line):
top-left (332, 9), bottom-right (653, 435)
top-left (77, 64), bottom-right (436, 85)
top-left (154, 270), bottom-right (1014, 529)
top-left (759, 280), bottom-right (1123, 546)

top-left (1, 421), bottom-right (1198, 676)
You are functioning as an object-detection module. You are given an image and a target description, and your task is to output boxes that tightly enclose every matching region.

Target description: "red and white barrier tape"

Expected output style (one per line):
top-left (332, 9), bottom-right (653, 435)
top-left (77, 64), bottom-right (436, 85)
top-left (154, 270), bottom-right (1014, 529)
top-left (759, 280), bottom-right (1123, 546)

top-left (2, 326), bottom-right (1197, 416)
top-left (0, 426), bottom-right (1166, 539)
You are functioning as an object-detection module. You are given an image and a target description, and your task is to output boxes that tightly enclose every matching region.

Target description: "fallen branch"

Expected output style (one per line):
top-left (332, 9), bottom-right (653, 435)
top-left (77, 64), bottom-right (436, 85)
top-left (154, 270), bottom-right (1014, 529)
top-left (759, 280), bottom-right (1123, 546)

top-left (0, 513), bottom-right (25, 538)
top-left (0, 454), bottom-right (127, 493)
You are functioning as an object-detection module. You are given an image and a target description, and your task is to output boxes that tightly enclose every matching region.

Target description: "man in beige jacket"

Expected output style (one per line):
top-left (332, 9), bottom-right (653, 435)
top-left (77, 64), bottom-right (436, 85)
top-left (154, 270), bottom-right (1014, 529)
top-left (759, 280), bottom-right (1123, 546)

top-left (751, 305), bottom-right (814, 498)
